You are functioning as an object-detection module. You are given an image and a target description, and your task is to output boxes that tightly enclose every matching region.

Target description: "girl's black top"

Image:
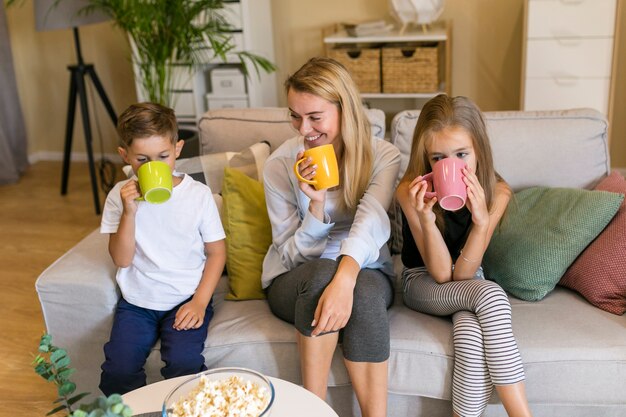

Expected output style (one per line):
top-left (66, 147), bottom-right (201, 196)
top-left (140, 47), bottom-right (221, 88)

top-left (401, 206), bottom-right (472, 268)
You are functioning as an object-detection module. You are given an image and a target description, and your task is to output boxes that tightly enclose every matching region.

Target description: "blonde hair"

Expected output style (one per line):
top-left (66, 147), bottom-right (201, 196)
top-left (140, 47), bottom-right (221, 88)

top-left (402, 94), bottom-right (505, 229)
top-left (285, 57), bottom-right (373, 211)
top-left (117, 102), bottom-right (178, 148)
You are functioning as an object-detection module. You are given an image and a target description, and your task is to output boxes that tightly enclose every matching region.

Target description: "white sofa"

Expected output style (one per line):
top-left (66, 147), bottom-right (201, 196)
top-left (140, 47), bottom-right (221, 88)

top-left (36, 107), bottom-right (626, 417)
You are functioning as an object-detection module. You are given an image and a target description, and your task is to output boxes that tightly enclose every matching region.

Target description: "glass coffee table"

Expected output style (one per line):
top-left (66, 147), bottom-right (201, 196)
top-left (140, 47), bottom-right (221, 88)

top-left (122, 374), bottom-right (339, 417)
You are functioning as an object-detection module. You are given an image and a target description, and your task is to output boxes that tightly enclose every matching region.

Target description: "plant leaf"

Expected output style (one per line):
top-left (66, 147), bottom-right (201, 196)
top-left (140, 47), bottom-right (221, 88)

top-left (121, 406), bottom-right (133, 417)
top-left (67, 392), bottom-right (91, 406)
top-left (57, 367), bottom-right (76, 380)
top-left (46, 404), bottom-right (68, 416)
top-left (111, 403), bottom-right (124, 414)
top-left (50, 349), bottom-right (70, 366)
top-left (58, 381), bottom-right (76, 397)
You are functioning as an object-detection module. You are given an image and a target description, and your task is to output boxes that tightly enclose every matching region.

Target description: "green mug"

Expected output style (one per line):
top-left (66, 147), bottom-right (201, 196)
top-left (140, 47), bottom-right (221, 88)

top-left (136, 161), bottom-right (173, 204)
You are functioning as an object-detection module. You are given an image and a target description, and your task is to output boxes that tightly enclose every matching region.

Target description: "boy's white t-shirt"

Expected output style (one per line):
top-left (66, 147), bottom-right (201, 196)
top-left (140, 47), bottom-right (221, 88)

top-left (101, 173), bottom-right (225, 311)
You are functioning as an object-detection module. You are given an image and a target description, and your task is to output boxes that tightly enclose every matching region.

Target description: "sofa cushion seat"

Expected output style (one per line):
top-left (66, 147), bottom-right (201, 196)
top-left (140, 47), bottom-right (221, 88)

top-left (197, 263), bottom-right (626, 407)
top-left (508, 289), bottom-right (626, 406)
top-left (385, 284), bottom-right (626, 406)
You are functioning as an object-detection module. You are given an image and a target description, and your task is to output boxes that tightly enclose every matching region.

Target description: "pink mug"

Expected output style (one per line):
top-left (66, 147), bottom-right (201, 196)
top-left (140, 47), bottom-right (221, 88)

top-left (422, 158), bottom-right (467, 211)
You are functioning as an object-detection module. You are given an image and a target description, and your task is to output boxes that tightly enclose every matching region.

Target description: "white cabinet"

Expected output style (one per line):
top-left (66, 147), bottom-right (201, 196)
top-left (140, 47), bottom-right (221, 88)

top-left (134, 0), bottom-right (278, 124)
top-left (521, 0), bottom-right (620, 123)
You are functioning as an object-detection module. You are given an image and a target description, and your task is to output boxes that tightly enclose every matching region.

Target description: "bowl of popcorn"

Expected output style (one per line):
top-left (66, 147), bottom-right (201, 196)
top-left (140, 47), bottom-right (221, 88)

top-left (162, 367), bottom-right (275, 417)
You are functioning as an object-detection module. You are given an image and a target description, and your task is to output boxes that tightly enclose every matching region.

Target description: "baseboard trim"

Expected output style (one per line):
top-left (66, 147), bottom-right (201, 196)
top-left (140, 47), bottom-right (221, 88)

top-left (28, 151), bottom-right (122, 165)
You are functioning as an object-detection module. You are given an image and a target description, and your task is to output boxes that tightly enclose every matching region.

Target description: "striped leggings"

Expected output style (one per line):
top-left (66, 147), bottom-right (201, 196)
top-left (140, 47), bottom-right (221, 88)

top-left (402, 267), bottom-right (525, 417)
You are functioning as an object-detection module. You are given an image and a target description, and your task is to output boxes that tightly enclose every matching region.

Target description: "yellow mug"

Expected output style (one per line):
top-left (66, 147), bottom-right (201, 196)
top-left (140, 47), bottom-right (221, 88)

top-left (136, 161), bottom-right (173, 204)
top-left (293, 144), bottom-right (340, 190)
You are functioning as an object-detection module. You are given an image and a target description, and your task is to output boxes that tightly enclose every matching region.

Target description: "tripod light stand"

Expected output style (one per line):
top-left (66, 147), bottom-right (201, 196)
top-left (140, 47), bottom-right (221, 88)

top-left (35, 0), bottom-right (117, 214)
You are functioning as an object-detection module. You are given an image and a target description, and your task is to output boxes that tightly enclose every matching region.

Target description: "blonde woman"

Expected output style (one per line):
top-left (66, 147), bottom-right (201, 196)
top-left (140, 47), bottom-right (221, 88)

top-left (261, 57), bottom-right (400, 417)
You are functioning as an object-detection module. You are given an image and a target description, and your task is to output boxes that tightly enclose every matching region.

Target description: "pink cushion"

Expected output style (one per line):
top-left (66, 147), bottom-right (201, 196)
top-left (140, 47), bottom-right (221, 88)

top-left (559, 171), bottom-right (626, 315)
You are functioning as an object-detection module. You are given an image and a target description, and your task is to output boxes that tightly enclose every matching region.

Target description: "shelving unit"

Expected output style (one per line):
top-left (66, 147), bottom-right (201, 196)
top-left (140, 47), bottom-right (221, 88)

top-left (323, 21), bottom-right (451, 101)
top-left (133, 0), bottom-right (278, 125)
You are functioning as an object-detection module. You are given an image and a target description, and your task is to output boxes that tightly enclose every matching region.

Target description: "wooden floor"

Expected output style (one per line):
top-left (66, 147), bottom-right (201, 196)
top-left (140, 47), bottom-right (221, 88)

top-left (0, 161), bottom-right (120, 417)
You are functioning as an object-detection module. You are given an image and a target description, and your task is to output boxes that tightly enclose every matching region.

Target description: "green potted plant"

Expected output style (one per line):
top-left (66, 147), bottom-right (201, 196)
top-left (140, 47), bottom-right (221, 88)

top-left (81, 0), bottom-right (276, 107)
top-left (77, 0), bottom-right (277, 157)
top-left (8, 0), bottom-right (277, 157)
top-left (33, 333), bottom-right (133, 417)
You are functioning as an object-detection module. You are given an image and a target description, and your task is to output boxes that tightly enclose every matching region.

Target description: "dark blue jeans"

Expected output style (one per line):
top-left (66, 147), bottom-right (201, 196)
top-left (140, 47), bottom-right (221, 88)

top-left (99, 297), bottom-right (213, 396)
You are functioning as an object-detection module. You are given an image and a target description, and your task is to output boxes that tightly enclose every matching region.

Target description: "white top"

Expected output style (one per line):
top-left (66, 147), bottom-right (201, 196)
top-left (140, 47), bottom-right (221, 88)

top-left (261, 136), bottom-right (401, 288)
top-left (101, 173), bottom-right (225, 310)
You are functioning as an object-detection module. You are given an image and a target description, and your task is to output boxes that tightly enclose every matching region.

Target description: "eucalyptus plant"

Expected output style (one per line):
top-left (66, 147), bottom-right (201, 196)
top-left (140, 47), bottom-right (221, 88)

top-left (33, 333), bottom-right (133, 417)
top-left (74, 0), bottom-right (276, 106)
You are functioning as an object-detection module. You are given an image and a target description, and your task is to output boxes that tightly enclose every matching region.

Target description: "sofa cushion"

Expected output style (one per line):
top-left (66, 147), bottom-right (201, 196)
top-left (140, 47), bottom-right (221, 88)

top-left (388, 108), bottom-right (611, 255)
top-left (221, 168), bottom-right (271, 300)
top-left (559, 171), bottom-right (626, 315)
top-left (386, 283), bottom-right (626, 406)
top-left (198, 107), bottom-right (386, 154)
top-left (483, 186), bottom-right (623, 301)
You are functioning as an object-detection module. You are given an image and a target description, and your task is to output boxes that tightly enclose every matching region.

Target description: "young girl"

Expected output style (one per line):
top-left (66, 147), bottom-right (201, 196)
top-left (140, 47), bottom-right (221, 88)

top-left (262, 57), bottom-right (400, 417)
top-left (396, 94), bottom-right (533, 417)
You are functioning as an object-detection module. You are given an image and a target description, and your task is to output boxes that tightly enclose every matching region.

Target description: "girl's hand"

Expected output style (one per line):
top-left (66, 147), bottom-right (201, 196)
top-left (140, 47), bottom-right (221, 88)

top-left (173, 299), bottom-right (206, 331)
top-left (463, 168), bottom-right (489, 227)
top-left (408, 176), bottom-right (437, 224)
top-left (120, 180), bottom-right (141, 215)
top-left (311, 276), bottom-right (354, 337)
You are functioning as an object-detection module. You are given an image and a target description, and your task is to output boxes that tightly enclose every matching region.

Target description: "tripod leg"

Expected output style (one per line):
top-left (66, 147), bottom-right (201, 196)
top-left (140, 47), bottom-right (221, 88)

top-left (61, 69), bottom-right (78, 195)
top-left (76, 68), bottom-right (102, 215)
top-left (87, 66), bottom-right (118, 125)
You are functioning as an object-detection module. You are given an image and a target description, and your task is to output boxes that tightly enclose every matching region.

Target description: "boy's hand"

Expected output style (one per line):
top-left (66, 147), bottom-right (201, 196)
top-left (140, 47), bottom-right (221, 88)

top-left (120, 180), bottom-right (141, 214)
top-left (173, 299), bottom-right (207, 331)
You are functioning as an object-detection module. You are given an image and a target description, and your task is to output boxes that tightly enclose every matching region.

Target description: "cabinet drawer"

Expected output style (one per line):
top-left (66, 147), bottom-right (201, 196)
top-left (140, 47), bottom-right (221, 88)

top-left (525, 38), bottom-right (613, 77)
top-left (527, 0), bottom-right (616, 38)
top-left (210, 67), bottom-right (247, 95)
top-left (171, 92), bottom-right (196, 117)
top-left (206, 94), bottom-right (249, 109)
top-left (523, 78), bottom-right (610, 114)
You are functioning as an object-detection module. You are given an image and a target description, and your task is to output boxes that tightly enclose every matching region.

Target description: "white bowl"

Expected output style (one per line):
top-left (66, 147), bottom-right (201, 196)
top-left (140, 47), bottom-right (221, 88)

top-left (162, 367), bottom-right (275, 417)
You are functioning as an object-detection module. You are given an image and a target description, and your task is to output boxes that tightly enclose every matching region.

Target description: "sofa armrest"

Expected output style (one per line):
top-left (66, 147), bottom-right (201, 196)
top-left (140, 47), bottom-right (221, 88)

top-left (36, 228), bottom-right (119, 395)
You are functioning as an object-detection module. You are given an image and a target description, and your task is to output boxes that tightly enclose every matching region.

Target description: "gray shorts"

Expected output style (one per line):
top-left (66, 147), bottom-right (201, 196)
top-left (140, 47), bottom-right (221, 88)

top-left (267, 258), bottom-right (394, 362)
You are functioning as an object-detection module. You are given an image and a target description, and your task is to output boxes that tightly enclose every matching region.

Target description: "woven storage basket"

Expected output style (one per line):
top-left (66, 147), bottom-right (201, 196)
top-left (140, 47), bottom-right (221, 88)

top-left (382, 44), bottom-right (439, 93)
top-left (328, 47), bottom-right (381, 93)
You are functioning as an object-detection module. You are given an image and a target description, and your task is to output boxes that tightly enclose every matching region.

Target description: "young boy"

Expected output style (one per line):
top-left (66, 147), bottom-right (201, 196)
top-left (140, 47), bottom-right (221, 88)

top-left (99, 102), bottom-right (226, 396)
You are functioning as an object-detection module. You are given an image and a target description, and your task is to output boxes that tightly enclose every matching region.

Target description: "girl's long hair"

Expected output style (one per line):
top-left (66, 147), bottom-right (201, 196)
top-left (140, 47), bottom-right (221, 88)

top-left (402, 94), bottom-right (504, 230)
top-left (285, 57), bottom-right (373, 211)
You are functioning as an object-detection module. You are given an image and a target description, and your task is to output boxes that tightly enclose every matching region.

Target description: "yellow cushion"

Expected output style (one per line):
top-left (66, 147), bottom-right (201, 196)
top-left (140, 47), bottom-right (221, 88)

top-left (221, 167), bottom-right (271, 300)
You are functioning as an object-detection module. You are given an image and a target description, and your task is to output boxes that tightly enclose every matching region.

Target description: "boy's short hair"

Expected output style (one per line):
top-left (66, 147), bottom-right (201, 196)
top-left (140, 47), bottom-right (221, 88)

top-left (117, 102), bottom-right (178, 148)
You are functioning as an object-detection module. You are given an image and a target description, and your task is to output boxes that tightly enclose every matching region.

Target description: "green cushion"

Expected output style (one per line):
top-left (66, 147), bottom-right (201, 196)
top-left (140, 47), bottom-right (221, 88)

top-left (483, 186), bottom-right (623, 301)
top-left (221, 167), bottom-right (272, 300)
